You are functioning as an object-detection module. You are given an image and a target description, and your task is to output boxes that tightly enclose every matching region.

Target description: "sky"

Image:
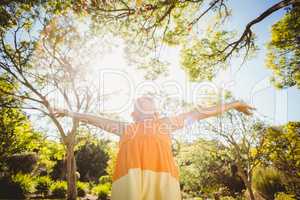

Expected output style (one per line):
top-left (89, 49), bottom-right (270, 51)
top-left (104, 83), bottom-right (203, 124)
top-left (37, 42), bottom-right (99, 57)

top-left (96, 0), bottom-right (300, 125)
top-left (224, 0), bottom-right (300, 124)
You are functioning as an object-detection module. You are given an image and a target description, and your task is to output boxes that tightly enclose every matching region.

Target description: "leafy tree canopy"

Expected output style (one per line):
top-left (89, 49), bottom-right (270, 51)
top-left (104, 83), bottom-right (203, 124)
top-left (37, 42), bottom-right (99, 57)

top-left (262, 122), bottom-right (300, 197)
top-left (0, 75), bottom-right (41, 171)
top-left (266, 4), bottom-right (300, 89)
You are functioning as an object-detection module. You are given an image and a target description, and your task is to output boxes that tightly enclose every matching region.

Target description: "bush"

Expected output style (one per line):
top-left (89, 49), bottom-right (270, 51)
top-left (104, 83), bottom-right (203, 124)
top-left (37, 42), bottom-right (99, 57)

top-left (275, 192), bottom-right (296, 200)
top-left (99, 175), bottom-right (111, 184)
top-left (253, 167), bottom-right (286, 200)
top-left (77, 181), bottom-right (89, 197)
top-left (92, 183), bottom-right (111, 200)
top-left (35, 176), bottom-right (52, 196)
top-left (50, 181), bottom-right (67, 198)
top-left (6, 153), bottom-right (38, 174)
top-left (76, 142), bottom-right (110, 182)
top-left (0, 176), bottom-right (25, 199)
top-left (11, 173), bottom-right (36, 194)
top-left (50, 159), bottom-right (66, 180)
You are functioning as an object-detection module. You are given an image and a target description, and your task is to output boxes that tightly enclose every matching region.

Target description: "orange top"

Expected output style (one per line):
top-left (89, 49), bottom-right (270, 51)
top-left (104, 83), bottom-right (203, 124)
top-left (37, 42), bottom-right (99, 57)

top-left (112, 117), bottom-right (184, 182)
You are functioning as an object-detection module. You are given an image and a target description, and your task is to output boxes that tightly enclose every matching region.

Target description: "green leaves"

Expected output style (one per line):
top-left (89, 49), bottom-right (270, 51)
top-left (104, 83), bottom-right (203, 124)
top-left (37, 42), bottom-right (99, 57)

top-left (266, 5), bottom-right (300, 89)
top-left (262, 122), bottom-right (300, 197)
top-left (180, 31), bottom-right (234, 81)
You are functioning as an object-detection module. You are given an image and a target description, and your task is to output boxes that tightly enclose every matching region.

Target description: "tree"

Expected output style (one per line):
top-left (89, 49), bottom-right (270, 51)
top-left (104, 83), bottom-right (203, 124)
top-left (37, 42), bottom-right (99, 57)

top-left (0, 75), bottom-right (40, 172)
top-left (266, 4), bottom-right (300, 89)
top-left (35, 139), bottom-right (65, 176)
top-left (262, 122), bottom-right (300, 198)
top-left (0, 3), bottom-right (110, 199)
top-left (83, 0), bottom-right (299, 85)
top-left (203, 111), bottom-right (268, 200)
top-left (75, 140), bottom-right (110, 182)
top-left (176, 139), bottom-right (245, 199)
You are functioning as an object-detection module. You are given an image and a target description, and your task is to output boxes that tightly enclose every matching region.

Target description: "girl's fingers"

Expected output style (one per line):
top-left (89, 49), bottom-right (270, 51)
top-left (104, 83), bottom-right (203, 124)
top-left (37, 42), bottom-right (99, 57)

top-left (248, 106), bottom-right (256, 110)
top-left (245, 109), bottom-right (253, 115)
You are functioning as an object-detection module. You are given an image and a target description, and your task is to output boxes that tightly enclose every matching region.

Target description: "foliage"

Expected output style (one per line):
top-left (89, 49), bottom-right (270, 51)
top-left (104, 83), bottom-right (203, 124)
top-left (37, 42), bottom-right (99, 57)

top-left (275, 192), bottom-right (296, 200)
top-left (0, 3), bottom-right (108, 199)
top-left (6, 152), bottom-right (38, 174)
top-left (50, 180), bottom-right (67, 198)
top-left (176, 139), bottom-right (244, 198)
top-left (83, 0), bottom-right (299, 89)
top-left (50, 158), bottom-right (66, 180)
top-left (75, 141), bottom-right (110, 182)
top-left (180, 30), bottom-right (235, 81)
top-left (99, 175), bottom-right (111, 185)
top-left (88, 0), bottom-right (202, 80)
top-left (262, 122), bottom-right (300, 198)
top-left (76, 181), bottom-right (89, 197)
top-left (0, 76), bottom-right (41, 172)
top-left (200, 104), bottom-right (268, 200)
top-left (253, 167), bottom-right (286, 200)
top-left (91, 183), bottom-right (111, 200)
top-left (25, 135), bottom-right (65, 176)
top-left (35, 176), bottom-right (53, 196)
top-left (105, 142), bottom-right (118, 182)
top-left (35, 140), bottom-right (65, 176)
top-left (177, 139), bottom-right (219, 197)
top-left (0, 176), bottom-right (25, 199)
top-left (11, 173), bottom-right (36, 194)
top-left (266, 4), bottom-right (300, 89)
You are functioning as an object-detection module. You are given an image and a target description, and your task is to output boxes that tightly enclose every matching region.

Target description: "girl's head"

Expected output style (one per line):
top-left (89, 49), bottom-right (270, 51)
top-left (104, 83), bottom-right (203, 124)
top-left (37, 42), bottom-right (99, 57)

top-left (131, 96), bottom-right (158, 122)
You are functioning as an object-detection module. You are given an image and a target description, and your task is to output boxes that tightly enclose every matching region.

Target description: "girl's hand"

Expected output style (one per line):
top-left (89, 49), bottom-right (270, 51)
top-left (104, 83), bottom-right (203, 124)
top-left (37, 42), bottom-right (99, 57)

top-left (232, 101), bottom-right (255, 115)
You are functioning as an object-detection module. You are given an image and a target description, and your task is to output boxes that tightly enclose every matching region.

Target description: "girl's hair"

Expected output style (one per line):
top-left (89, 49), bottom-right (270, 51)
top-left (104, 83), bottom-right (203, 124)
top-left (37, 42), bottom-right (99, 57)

top-left (134, 95), bottom-right (157, 114)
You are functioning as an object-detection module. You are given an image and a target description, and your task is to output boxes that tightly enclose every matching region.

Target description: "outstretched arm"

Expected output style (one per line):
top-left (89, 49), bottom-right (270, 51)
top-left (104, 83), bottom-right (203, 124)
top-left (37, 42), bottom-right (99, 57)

top-left (161, 101), bottom-right (255, 133)
top-left (53, 109), bottom-right (127, 137)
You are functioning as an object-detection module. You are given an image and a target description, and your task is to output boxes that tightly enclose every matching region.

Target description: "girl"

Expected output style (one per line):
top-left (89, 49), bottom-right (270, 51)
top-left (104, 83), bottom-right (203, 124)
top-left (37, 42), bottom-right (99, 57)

top-left (54, 96), bottom-right (254, 200)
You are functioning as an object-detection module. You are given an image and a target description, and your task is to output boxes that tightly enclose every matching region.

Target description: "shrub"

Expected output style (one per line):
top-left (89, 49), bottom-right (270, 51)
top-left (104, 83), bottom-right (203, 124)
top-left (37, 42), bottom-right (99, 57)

top-left (77, 181), bottom-right (89, 197)
top-left (0, 176), bottom-right (24, 199)
top-left (35, 176), bottom-right (52, 196)
top-left (50, 181), bottom-right (67, 198)
top-left (253, 167), bottom-right (286, 200)
top-left (6, 153), bottom-right (38, 174)
top-left (50, 159), bottom-right (65, 180)
top-left (99, 175), bottom-right (111, 184)
top-left (92, 183), bottom-right (111, 200)
top-left (275, 192), bottom-right (296, 200)
top-left (75, 142), bottom-right (110, 182)
top-left (11, 173), bottom-right (36, 194)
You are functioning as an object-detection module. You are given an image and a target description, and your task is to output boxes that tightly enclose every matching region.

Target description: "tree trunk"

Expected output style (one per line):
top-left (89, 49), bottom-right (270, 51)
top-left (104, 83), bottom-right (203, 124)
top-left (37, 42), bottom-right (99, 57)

top-left (66, 143), bottom-right (77, 200)
top-left (247, 183), bottom-right (255, 200)
top-left (238, 170), bottom-right (255, 200)
top-left (243, 179), bottom-right (255, 200)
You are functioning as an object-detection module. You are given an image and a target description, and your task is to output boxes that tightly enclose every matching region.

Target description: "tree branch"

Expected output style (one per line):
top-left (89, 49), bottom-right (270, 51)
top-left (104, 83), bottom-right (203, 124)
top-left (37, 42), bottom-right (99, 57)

top-left (189, 0), bottom-right (222, 26)
top-left (221, 0), bottom-right (298, 61)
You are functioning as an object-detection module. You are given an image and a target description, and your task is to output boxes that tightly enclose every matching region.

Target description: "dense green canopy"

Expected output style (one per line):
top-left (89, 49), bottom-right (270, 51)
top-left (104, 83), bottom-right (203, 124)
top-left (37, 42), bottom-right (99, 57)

top-left (266, 5), bottom-right (300, 88)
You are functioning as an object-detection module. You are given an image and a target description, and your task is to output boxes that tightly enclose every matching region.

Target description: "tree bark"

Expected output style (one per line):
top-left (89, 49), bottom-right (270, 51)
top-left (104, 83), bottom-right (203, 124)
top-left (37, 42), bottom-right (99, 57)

top-left (245, 180), bottom-right (255, 200)
top-left (66, 142), bottom-right (77, 200)
top-left (238, 168), bottom-right (255, 200)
